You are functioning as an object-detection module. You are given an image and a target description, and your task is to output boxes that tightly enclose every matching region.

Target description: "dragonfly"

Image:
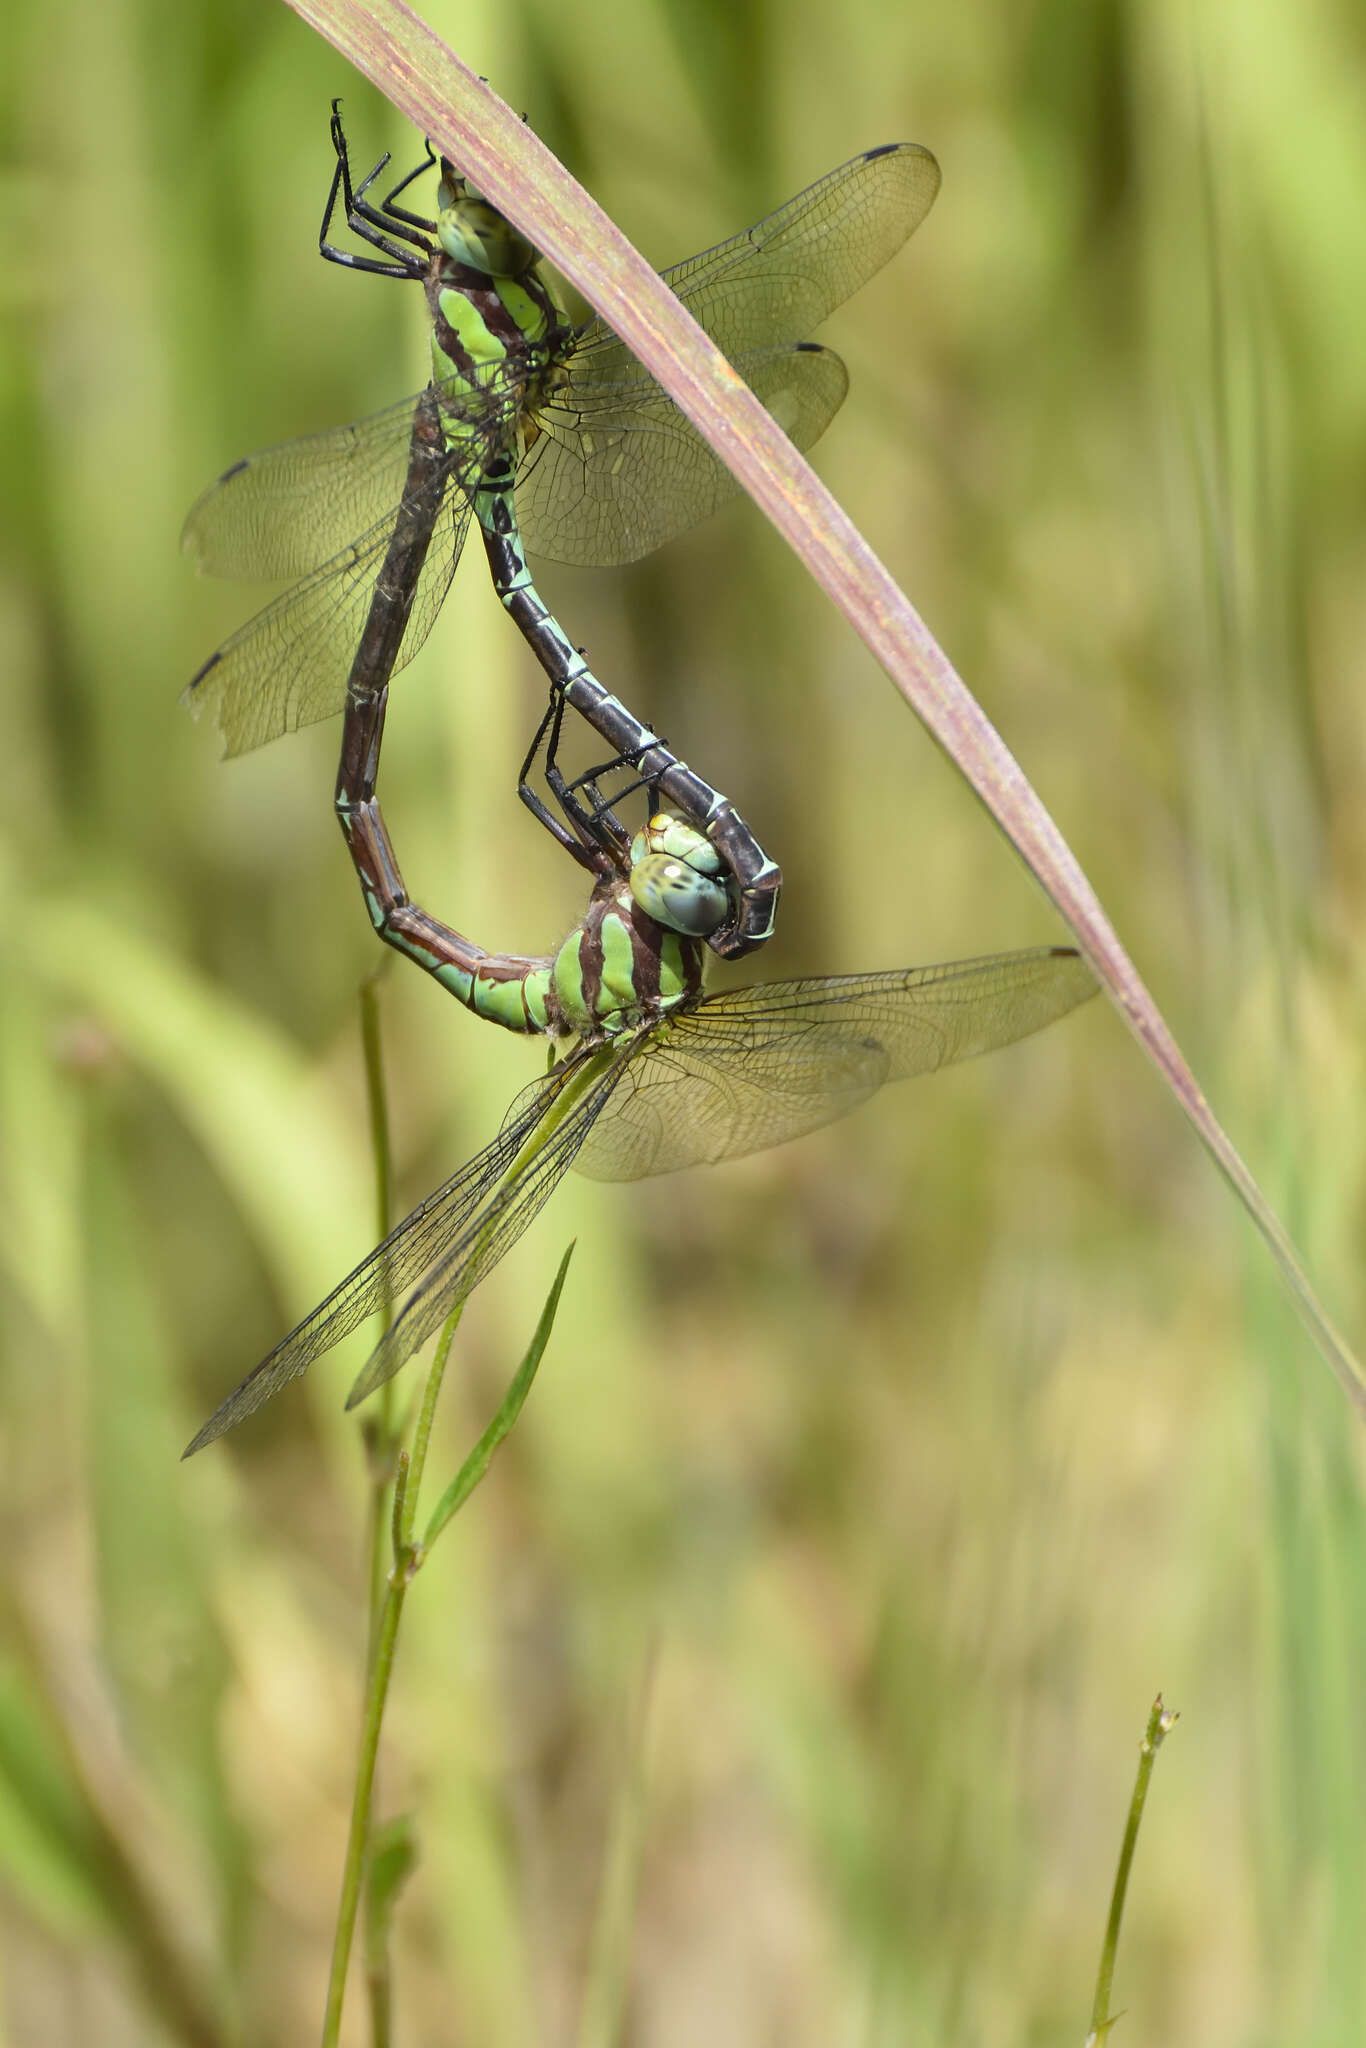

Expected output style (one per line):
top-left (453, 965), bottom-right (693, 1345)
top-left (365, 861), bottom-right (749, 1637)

top-left (182, 804), bottom-right (1097, 1456)
top-left (182, 104), bottom-right (941, 956)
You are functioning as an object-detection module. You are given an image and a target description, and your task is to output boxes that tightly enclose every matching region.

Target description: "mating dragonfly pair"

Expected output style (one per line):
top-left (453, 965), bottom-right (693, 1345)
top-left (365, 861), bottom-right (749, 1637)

top-left (181, 105), bottom-right (1095, 1454)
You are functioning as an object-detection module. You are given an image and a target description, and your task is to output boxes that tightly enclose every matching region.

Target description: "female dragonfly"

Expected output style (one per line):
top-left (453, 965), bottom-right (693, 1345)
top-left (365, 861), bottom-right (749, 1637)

top-left (184, 795), bottom-right (1095, 1455)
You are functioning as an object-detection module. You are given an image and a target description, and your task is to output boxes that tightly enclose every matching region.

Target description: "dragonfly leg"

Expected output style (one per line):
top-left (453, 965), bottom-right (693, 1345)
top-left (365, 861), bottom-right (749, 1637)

top-left (380, 136), bottom-right (439, 234)
top-left (476, 469), bottom-right (782, 958)
top-left (537, 686), bottom-right (639, 854)
top-left (563, 745), bottom-right (664, 814)
top-left (517, 691), bottom-right (626, 871)
top-left (344, 123), bottom-right (435, 255)
top-left (321, 100), bottom-right (429, 277)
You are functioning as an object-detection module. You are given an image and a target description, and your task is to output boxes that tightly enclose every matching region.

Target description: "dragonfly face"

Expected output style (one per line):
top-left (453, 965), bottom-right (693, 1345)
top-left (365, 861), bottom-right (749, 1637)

top-left (628, 812), bottom-right (735, 938)
top-left (435, 165), bottom-right (540, 279)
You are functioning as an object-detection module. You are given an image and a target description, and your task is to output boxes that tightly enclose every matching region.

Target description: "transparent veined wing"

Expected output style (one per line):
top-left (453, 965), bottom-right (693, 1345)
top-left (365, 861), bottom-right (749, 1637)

top-left (513, 143), bottom-right (937, 567)
top-left (514, 341), bottom-right (847, 566)
top-left (182, 392), bottom-right (437, 583)
top-left (182, 371), bottom-right (525, 756)
top-left (344, 1044), bottom-right (633, 1409)
top-left (181, 479), bottom-right (471, 756)
top-left (565, 143), bottom-right (940, 382)
top-left (659, 142), bottom-right (940, 354)
top-left (181, 1045), bottom-right (628, 1455)
top-left (573, 948), bottom-right (1096, 1182)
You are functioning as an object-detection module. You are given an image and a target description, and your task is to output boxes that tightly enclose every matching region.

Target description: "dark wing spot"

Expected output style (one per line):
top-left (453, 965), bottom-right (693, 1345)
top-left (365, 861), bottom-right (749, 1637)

top-left (185, 649), bottom-right (223, 694)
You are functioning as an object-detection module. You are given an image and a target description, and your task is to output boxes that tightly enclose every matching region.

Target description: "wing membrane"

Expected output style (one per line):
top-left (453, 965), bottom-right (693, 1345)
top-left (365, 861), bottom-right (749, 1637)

top-left (181, 482), bottom-right (471, 756)
top-left (515, 342), bottom-right (848, 566)
top-left (182, 372), bottom-right (527, 756)
top-left (182, 393), bottom-right (436, 582)
top-left (575, 948), bottom-right (1096, 1181)
top-left (345, 1046), bottom-right (633, 1407)
top-left (182, 1047), bottom-right (627, 1455)
top-left (568, 144), bottom-right (940, 372)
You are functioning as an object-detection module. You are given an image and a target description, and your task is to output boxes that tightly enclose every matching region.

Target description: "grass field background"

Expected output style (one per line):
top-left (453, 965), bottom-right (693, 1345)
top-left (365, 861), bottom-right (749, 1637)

top-left (3, 0), bottom-right (1366, 2040)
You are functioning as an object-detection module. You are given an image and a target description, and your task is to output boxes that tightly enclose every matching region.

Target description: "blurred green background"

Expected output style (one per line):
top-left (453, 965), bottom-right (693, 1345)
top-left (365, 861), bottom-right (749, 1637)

top-left (4, 0), bottom-right (1366, 2040)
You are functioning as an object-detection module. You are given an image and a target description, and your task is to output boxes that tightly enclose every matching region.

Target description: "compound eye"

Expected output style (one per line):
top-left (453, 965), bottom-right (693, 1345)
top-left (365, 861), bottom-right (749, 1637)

top-left (436, 190), bottom-right (537, 277)
top-left (629, 853), bottom-right (730, 938)
top-left (631, 812), bottom-right (727, 871)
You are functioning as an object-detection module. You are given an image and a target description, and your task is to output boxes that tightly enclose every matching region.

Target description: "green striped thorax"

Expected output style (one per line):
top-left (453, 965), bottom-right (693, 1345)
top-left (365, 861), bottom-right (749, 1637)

top-left (548, 816), bottom-right (729, 1042)
top-left (446, 818), bottom-right (727, 1042)
top-left (442, 816), bottom-right (722, 1043)
top-left (426, 163), bottom-right (573, 429)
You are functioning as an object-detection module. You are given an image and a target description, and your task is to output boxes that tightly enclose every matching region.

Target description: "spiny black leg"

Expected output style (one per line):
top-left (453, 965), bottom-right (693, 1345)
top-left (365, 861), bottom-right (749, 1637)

top-left (321, 100), bottom-right (428, 275)
top-left (540, 697), bottom-right (630, 863)
top-left (561, 731), bottom-right (672, 829)
top-left (573, 762), bottom-right (657, 814)
top-left (338, 105), bottom-right (434, 253)
top-left (381, 137), bottom-right (439, 233)
top-left (347, 144), bottom-right (434, 256)
top-left (515, 697), bottom-right (608, 873)
top-left (545, 757), bottom-right (628, 857)
top-left (321, 147), bottom-right (419, 276)
top-left (539, 692), bottom-right (634, 860)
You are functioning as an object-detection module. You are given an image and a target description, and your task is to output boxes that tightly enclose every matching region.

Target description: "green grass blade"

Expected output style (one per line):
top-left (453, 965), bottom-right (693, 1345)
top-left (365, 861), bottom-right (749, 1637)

top-left (1087, 1696), bottom-right (1179, 2043)
top-left (364, 1812), bottom-right (418, 2048)
top-left (420, 1241), bottom-right (576, 1555)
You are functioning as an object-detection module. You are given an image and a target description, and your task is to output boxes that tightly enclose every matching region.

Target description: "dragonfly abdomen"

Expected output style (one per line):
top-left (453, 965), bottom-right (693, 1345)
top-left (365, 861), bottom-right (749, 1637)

top-left (474, 465), bottom-right (783, 959)
top-left (437, 955), bottom-right (555, 1033)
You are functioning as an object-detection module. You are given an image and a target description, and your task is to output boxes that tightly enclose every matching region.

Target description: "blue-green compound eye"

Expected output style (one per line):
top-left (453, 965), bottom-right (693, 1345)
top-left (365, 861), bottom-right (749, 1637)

top-left (629, 853), bottom-right (730, 936)
top-left (436, 178), bottom-right (538, 277)
top-left (628, 816), bottom-right (731, 937)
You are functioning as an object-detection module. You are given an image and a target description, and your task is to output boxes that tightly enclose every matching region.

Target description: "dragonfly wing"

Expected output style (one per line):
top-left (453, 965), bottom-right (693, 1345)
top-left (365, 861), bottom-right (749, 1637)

top-left (515, 342), bottom-right (848, 567)
top-left (568, 143), bottom-right (940, 369)
top-left (181, 471), bottom-right (470, 757)
top-left (182, 393), bottom-right (435, 582)
top-left (182, 1055), bottom-right (614, 1455)
top-left (574, 948), bottom-right (1096, 1181)
top-left (344, 1045), bottom-right (632, 1408)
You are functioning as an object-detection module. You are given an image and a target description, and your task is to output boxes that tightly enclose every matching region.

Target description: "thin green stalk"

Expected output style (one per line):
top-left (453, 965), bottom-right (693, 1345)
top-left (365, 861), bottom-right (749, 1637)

top-left (1086, 1695), bottom-right (1179, 2044)
top-left (320, 1525), bottom-right (412, 2048)
top-left (344, 1043), bottom-right (613, 1417)
top-left (322, 1290), bottom-right (464, 2048)
top-left (358, 969), bottom-right (401, 2044)
top-left (359, 967), bottom-right (398, 1657)
top-left (322, 1040), bottom-right (599, 2044)
top-left (364, 1813), bottom-right (416, 2048)
top-left (422, 1242), bottom-right (574, 1551)
top-left (320, 1242), bottom-right (576, 2047)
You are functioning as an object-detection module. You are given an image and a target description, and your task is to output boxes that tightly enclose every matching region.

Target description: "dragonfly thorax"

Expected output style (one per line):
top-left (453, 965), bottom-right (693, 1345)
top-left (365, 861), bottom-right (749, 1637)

top-left (549, 857), bottom-right (712, 1042)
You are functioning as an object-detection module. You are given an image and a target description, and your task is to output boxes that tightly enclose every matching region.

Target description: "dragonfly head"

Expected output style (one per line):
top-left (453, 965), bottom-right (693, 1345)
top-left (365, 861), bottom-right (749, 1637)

top-left (436, 167), bottom-right (539, 279)
top-left (628, 813), bottom-right (733, 940)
